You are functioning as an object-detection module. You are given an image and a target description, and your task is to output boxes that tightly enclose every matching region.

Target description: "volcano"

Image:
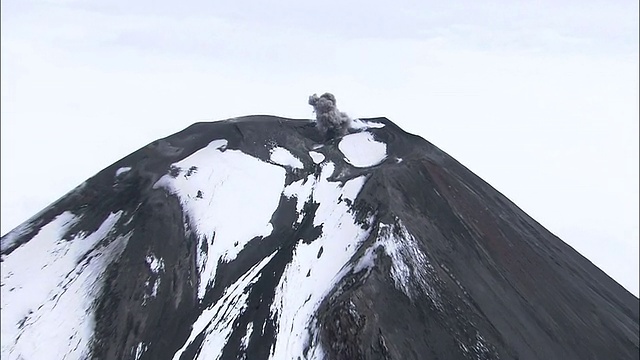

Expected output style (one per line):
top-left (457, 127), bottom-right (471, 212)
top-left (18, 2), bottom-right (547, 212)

top-left (1, 114), bottom-right (638, 360)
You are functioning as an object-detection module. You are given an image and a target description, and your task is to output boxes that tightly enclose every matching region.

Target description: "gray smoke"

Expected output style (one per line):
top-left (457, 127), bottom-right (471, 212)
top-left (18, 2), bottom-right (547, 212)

top-left (308, 93), bottom-right (352, 138)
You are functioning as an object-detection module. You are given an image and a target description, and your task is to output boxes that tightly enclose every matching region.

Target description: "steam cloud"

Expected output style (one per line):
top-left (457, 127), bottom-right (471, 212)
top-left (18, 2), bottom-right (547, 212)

top-left (308, 93), bottom-right (352, 138)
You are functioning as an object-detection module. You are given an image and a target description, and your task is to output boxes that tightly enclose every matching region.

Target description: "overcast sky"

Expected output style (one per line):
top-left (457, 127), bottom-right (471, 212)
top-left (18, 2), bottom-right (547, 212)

top-left (1, 0), bottom-right (638, 296)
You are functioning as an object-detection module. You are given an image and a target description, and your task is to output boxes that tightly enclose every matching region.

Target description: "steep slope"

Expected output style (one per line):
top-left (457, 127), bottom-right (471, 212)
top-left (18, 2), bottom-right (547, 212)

top-left (1, 116), bottom-right (638, 360)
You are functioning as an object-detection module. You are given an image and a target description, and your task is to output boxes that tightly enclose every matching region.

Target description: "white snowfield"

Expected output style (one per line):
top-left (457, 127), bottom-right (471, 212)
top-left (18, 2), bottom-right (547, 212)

top-left (1, 130), bottom-right (396, 360)
top-left (154, 139), bottom-right (286, 299)
top-left (1, 211), bottom-right (131, 360)
top-left (339, 131), bottom-right (387, 168)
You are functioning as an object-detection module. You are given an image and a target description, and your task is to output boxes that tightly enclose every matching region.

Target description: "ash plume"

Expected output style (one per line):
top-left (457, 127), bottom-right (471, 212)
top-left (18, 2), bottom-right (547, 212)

top-left (308, 93), bottom-right (352, 138)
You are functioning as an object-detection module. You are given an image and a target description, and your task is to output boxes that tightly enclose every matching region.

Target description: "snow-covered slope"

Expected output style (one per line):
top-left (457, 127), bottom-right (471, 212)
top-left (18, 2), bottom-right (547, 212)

top-left (1, 116), bottom-right (638, 360)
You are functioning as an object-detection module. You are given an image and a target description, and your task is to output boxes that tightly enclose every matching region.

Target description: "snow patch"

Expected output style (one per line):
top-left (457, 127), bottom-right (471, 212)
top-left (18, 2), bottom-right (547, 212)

top-left (339, 132), bottom-right (387, 168)
top-left (115, 167), bottom-right (131, 177)
top-left (270, 147), bottom-right (303, 169)
top-left (283, 175), bottom-right (316, 223)
top-left (311, 164), bottom-right (364, 227)
top-left (350, 118), bottom-right (386, 130)
top-left (309, 151), bottom-right (325, 164)
top-left (241, 322), bottom-right (253, 353)
top-left (148, 278), bottom-right (161, 298)
top-left (143, 254), bottom-right (165, 303)
top-left (146, 254), bottom-right (165, 274)
top-left (133, 342), bottom-right (147, 360)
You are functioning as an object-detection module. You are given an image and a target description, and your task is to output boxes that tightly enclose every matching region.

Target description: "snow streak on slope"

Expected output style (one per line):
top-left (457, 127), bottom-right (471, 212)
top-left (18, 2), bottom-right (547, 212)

top-left (353, 219), bottom-right (445, 307)
top-left (377, 221), bottom-right (442, 305)
top-left (269, 164), bottom-right (371, 360)
top-left (172, 251), bottom-right (278, 360)
top-left (283, 175), bottom-right (316, 220)
top-left (1, 211), bottom-right (131, 360)
top-left (154, 139), bottom-right (286, 299)
top-left (143, 253), bottom-right (165, 302)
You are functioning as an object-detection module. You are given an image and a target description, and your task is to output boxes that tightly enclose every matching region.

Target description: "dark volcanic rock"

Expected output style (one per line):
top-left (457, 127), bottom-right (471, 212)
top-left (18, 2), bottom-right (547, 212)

top-left (1, 115), bottom-right (638, 360)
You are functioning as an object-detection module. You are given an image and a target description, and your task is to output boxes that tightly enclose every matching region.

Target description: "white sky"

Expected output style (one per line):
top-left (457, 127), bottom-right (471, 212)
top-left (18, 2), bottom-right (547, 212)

top-left (1, 0), bottom-right (638, 296)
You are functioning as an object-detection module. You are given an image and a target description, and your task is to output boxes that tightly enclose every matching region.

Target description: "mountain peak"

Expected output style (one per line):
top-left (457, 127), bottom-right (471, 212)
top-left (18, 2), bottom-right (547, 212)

top-left (1, 115), bottom-right (638, 360)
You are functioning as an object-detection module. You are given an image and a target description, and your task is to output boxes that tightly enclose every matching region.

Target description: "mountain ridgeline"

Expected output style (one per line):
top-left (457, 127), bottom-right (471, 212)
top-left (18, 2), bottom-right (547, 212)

top-left (1, 112), bottom-right (638, 359)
